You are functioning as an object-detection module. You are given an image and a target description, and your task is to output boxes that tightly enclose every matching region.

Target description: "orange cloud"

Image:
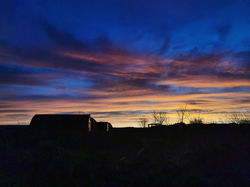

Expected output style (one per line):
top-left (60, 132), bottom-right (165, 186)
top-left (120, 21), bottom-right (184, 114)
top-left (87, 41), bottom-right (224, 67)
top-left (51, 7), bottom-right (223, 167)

top-left (157, 75), bottom-right (250, 88)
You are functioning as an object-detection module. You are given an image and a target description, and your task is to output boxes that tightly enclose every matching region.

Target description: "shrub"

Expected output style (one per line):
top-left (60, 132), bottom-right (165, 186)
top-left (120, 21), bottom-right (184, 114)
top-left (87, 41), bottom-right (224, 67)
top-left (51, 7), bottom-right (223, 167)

top-left (189, 118), bottom-right (203, 125)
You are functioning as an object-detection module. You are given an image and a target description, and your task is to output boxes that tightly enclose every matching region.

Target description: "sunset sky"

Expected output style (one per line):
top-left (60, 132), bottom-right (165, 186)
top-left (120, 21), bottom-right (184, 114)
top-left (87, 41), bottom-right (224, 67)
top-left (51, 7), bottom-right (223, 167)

top-left (0, 0), bottom-right (250, 126)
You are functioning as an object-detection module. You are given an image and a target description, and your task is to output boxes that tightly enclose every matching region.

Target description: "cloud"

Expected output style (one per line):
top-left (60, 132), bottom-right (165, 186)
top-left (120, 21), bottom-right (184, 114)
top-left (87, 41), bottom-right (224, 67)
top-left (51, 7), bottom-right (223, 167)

top-left (216, 24), bottom-right (231, 41)
top-left (0, 63), bottom-right (50, 86)
top-left (42, 22), bottom-right (90, 51)
top-left (0, 23), bottom-right (170, 95)
top-left (0, 109), bottom-right (33, 113)
top-left (234, 50), bottom-right (250, 70)
top-left (157, 74), bottom-right (250, 88)
top-left (0, 20), bottom-right (250, 126)
top-left (1, 26), bottom-right (249, 98)
top-left (157, 37), bottom-right (171, 55)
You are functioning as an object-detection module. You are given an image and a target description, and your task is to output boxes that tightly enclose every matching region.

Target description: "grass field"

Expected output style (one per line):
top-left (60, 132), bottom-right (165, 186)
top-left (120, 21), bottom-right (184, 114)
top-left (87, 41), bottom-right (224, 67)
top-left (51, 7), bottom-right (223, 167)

top-left (0, 125), bottom-right (249, 186)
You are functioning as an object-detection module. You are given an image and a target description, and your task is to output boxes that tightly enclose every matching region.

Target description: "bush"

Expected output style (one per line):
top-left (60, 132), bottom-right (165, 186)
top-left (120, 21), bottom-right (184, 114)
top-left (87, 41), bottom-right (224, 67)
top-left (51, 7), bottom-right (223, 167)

top-left (189, 118), bottom-right (203, 125)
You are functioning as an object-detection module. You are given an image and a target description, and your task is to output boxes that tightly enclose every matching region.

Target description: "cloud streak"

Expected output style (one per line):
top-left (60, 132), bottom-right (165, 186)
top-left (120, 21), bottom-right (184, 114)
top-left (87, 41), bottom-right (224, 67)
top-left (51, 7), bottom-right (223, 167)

top-left (0, 1), bottom-right (250, 126)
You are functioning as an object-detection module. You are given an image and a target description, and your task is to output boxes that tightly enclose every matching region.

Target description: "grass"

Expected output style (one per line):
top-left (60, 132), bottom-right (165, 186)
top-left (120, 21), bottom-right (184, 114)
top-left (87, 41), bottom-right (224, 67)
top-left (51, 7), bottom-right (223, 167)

top-left (0, 124), bottom-right (249, 186)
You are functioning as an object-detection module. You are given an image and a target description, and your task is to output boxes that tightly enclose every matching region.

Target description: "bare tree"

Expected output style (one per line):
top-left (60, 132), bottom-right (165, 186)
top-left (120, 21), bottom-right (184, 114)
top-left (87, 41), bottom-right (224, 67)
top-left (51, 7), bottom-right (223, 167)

top-left (188, 110), bottom-right (203, 125)
top-left (152, 111), bottom-right (168, 125)
top-left (138, 118), bottom-right (148, 128)
top-left (229, 112), bottom-right (240, 124)
top-left (241, 112), bottom-right (250, 124)
top-left (228, 112), bottom-right (250, 124)
top-left (176, 105), bottom-right (188, 123)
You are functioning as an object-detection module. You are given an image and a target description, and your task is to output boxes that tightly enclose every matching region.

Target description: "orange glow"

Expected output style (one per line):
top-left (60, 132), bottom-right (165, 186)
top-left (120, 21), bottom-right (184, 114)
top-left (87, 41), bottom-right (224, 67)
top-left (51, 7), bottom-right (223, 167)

top-left (157, 75), bottom-right (250, 88)
top-left (1, 90), bottom-right (249, 126)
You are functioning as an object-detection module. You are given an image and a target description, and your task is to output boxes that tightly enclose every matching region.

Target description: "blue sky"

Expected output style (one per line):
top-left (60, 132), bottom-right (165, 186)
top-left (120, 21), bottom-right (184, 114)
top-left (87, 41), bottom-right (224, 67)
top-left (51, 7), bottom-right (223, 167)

top-left (0, 0), bottom-right (250, 126)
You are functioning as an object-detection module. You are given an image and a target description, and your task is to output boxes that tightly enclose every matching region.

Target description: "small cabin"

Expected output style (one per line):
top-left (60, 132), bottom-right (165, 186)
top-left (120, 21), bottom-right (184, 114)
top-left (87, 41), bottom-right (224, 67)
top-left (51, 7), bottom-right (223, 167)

top-left (94, 122), bottom-right (112, 132)
top-left (29, 114), bottom-right (112, 132)
top-left (30, 114), bottom-right (96, 132)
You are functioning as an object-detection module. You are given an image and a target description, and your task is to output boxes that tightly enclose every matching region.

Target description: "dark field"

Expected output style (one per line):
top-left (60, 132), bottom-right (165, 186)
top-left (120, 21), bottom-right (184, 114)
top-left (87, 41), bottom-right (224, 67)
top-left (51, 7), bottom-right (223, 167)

top-left (0, 125), bottom-right (249, 186)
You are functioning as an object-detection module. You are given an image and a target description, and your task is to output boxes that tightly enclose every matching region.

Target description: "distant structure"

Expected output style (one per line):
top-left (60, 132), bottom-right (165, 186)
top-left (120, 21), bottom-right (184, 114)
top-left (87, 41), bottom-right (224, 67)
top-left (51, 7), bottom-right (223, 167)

top-left (30, 114), bottom-right (112, 132)
top-left (148, 123), bottom-right (162, 128)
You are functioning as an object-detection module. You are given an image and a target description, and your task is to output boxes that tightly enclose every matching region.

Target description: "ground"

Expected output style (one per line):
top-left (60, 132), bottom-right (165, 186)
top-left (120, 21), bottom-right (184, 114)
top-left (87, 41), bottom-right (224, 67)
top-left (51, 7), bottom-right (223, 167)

top-left (0, 125), bottom-right (249, 186)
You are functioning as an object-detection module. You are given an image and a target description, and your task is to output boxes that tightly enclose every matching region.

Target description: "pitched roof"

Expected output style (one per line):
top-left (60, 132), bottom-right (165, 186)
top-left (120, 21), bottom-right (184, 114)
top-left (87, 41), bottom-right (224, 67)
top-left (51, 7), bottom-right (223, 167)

top-left (30, 114), bottom-right (92, 128)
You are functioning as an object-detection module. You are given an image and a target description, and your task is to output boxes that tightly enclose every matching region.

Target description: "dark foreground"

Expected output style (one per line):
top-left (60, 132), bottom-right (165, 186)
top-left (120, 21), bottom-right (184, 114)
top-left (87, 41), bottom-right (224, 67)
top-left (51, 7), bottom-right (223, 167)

top-left (0, 125), bottom-right (249, 186)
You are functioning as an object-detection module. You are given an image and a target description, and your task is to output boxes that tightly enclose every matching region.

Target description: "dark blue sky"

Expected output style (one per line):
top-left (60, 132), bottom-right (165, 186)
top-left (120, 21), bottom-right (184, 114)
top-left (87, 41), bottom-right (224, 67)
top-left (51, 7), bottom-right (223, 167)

top-left (0, 0), bottom-right (250, 126)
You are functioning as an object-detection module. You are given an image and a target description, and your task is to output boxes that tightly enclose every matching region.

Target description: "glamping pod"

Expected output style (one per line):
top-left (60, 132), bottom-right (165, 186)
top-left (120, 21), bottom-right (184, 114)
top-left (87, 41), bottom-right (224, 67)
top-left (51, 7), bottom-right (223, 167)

top-left (30, 114), bottom-right (96, 132)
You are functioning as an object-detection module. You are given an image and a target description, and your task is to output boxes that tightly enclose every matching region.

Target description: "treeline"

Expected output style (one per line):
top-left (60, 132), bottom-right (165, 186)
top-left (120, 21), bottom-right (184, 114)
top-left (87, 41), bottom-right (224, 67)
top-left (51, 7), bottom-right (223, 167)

top-left (138, 105), bottom-right (250, 127)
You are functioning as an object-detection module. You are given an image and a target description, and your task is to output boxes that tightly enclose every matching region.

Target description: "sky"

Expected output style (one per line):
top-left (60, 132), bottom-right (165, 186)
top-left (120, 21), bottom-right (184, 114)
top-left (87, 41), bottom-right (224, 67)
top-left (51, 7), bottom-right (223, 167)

top-left (0, 0), bottom-right (250, 126)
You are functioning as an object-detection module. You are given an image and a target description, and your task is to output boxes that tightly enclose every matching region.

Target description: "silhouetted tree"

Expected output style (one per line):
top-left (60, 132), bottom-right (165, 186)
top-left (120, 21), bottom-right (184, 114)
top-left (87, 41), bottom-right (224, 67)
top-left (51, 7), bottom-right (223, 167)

top-left (152, 111), bottom-right (168, 125)
top-left (188, 110), bottom-right (203, 125)
top-left (138, 118), bottom-right (148, 128)
top-left (228, 112), bottom-right (250, 124)
top-left (176, 105), bottom-right (188, 124)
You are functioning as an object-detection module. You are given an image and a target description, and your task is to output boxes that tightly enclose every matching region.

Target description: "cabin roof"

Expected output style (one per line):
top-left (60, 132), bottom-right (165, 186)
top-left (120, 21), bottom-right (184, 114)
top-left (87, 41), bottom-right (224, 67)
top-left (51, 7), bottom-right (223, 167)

top-left (31, 114), bottom-right (91, 120)
top-left (29, 114), bottom-right (92, 127)
top-left (33, 114), bottom-right (90, 117)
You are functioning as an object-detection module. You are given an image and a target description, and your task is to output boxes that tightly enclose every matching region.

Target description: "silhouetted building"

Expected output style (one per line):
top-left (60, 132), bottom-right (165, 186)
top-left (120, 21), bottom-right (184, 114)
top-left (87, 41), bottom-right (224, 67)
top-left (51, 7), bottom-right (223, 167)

top-left (95, 122), bottom-right (112, 132)
top-left (30, 114), bottom-right (95, 132)
top-left (30, 114), bottom-right (113, 132)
